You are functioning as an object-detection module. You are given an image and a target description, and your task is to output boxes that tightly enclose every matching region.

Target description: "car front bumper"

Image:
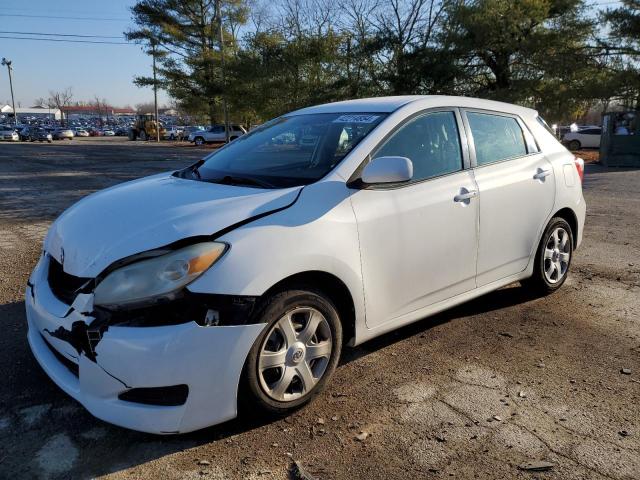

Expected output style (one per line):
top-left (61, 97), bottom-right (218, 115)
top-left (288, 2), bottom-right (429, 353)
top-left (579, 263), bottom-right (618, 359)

top-left (26, 255), bottom-right (265, 434)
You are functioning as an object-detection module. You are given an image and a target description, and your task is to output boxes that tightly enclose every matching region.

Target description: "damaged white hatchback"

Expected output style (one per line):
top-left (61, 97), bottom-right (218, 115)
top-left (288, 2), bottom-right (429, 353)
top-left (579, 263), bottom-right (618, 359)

top-left (26, 96), bottom-right (586, 433)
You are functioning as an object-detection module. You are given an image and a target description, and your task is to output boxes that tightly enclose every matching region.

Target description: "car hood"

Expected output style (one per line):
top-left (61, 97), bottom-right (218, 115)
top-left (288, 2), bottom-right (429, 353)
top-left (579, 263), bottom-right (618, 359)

top-left (45, 173), bottom-right (301, 278)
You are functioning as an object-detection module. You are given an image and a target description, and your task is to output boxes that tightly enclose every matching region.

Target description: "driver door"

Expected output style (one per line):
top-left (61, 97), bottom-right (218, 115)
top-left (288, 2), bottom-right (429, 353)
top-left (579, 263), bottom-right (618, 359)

top-left (350, 109), bottom-right (479, 329)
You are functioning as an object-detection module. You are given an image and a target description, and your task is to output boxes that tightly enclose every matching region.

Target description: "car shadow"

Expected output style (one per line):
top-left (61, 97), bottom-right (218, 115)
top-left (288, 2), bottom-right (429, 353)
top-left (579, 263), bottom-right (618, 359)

top-left (0, 281), bottom-right (541, 478)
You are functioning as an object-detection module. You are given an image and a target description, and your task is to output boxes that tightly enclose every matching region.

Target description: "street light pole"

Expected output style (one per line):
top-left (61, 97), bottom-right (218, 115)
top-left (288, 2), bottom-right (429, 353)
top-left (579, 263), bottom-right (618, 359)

top-left (151, 42), bottom-right (160, 142)
top-left (1, 58), bottom-right (17, 126)
top-left (216, 0), bottom-right (230, 143)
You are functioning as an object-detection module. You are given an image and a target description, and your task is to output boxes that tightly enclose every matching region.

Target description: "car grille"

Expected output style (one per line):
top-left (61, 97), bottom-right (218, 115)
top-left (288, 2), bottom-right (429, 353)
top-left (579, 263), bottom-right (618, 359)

top-left (47, 256), bottom-right (92, 305)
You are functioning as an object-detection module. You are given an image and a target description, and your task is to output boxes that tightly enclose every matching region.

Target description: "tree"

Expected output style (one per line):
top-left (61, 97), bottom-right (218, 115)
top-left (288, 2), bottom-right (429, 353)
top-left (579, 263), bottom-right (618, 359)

top-left (126, 0), bottom-right (249, 124)
top-left (48, 87), bottom-right (73, 126)
top-left (602, 0), bottom-right (640, 108)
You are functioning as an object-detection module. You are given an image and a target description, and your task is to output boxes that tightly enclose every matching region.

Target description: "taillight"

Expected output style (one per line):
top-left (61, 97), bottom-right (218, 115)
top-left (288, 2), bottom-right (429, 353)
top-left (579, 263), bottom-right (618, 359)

top-left (574, 157), bottom-right (584, 182)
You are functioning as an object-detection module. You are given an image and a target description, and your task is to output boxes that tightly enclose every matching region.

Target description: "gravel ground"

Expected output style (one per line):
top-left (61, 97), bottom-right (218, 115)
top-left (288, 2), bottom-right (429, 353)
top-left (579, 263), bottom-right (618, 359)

top-left (0, 139), bottom-right (638, 479)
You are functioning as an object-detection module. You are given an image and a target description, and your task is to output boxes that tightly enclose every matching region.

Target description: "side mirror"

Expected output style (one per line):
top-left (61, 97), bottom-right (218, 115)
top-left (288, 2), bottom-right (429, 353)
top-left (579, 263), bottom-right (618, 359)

top-left (361, 156), bottom-right (413, 185)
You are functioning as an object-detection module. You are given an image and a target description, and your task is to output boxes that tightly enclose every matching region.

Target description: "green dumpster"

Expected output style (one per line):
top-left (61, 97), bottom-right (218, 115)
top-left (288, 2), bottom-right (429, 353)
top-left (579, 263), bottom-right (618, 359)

top-left (599, 111), bottom-right (640, 167)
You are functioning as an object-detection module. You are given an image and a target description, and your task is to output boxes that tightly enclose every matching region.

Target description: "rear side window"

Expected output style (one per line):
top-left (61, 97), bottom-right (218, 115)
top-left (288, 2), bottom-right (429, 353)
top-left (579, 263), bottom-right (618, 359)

top-left (467, 112), bottom-right (528, 165)
top-left (374, 111), bottom-right (463, 181)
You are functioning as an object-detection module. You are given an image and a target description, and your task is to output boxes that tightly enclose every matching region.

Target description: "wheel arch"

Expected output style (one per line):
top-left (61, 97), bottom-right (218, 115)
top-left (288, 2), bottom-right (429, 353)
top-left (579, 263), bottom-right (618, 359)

top-left (552, 207), bottom-right (579, 248)
top-left (259, 270), bottom-right (356, 346)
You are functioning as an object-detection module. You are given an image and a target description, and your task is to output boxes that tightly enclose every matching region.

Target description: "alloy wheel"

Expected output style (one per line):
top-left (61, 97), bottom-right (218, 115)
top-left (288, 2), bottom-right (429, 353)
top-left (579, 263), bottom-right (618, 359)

top-left (258, 307), bottom-right (332, 402)
top-left (543, 227), bottom-right (571, 284)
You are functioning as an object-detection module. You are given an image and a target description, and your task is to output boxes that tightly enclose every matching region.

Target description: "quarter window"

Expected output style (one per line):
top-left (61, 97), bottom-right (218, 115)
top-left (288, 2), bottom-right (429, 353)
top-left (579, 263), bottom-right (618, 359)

top-left (374, 111), bottom-right (463, 182)
top-left (467, 112), bottom-right (528, 165)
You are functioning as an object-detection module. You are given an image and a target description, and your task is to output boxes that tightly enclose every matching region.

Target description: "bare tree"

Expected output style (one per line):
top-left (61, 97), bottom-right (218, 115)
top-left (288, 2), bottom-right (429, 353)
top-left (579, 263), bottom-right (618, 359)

top-left (48, 87), bottom-right (74, 126)
top-left (32, 97), bottom-right (48, 108)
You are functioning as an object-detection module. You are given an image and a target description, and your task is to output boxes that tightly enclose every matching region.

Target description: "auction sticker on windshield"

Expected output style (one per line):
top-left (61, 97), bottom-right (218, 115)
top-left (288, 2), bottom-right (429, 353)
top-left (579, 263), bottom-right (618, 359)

top-left (333, 114), bottom-right (380, 123)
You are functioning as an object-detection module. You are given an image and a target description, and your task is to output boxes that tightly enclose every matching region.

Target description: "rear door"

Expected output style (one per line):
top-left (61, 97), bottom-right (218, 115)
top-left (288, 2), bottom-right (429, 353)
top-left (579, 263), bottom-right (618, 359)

top-left (463, 110), bottom-right (555, 287)
top-left (581, 128), bottom-right (601, 148)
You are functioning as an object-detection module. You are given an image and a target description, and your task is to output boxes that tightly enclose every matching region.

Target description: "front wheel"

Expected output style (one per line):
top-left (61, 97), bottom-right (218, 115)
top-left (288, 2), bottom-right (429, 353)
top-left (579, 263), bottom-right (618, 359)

top-left (241, 288), bottom-right (342, 415)
top-left (522, 217), bottom-right (573, 295)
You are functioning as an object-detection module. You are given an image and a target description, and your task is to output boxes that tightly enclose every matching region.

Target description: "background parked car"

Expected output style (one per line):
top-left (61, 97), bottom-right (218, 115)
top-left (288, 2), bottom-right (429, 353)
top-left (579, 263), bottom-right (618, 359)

top-left (187, 124), bottom-right (247, 145)
top-left (52, 128), bottom-right (74, 140)
top-left (0, 125), bottom-right (19, 141)
top-left (103, 129), bottom-right (116, 136)
top-left (22, 127), bottom-right (52, 143)
top-left (163, 126), bottom-right (184, 140)
top-left (563, 127), bottom-right (602, 150)
top-left (75, 129), bottom-right (89, 137)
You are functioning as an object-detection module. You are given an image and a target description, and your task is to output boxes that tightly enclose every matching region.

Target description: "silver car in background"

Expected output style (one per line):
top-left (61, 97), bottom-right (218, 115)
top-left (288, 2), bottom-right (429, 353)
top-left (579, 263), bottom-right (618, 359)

top-left (0, 125), bottom-right (19, 141)
top-left (53, 128), bottom-right (74, 140)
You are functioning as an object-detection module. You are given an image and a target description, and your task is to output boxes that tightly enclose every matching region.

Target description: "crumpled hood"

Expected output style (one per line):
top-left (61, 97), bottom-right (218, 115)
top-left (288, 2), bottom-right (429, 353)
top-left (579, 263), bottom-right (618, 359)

top-left (45, 173), bottom-right (301, 278)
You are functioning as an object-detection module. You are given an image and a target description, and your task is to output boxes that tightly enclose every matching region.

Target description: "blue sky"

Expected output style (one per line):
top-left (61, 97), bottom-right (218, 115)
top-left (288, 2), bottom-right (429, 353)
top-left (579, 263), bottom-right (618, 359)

top-left (0, 0), bottom-right (168, 108)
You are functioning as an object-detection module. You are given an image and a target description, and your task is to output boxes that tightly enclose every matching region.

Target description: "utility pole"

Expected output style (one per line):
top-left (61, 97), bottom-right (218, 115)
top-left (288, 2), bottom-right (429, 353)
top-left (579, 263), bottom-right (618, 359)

top-left (216, 0), bottom-right (230, 143)
top-left (1, 58), bottom-right (17, 126)
top-left (152, 42), bottom-right (160, 142)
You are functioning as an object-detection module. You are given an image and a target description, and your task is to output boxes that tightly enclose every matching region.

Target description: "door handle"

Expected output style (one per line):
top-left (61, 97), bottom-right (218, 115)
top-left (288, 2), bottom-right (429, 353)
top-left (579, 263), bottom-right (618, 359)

top-left (533, 168), bottom-right (552, 180)
top-left (454, 189), bottom-right (478, 203)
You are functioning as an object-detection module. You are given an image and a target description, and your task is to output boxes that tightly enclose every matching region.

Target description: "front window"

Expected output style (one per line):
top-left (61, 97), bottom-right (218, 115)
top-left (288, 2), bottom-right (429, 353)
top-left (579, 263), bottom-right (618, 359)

top-left (182, 113), bottom-right (386, 188)
top-left (373, 111), bottom-right (463, 182)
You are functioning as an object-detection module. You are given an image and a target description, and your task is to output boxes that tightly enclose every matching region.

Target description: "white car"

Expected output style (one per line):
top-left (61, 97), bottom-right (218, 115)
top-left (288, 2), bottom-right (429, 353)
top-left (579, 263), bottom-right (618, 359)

top-left (26, 96), bottom-right (586, 434)
top-left (75, 129), bottom-right (89, 137)
top-left (102, 129), bottom-right (116, 136)
top-left (563, 127), bottom-right (601, 150)
top-left (187, 124), bottom-right (247, 145)
top-left (0, 125), bottom-right (19, 141)
top-left (164, 126), bottom-right (185, 140)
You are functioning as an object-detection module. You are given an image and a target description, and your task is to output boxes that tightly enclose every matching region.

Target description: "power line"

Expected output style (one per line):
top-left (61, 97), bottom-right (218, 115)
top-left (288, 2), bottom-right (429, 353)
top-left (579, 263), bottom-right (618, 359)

top-left (0, 35), bottom-right (131, 45)
top-left (0, 31), bottom-right (124, 39)
top-left (0, 13), bottom-right (129, 22)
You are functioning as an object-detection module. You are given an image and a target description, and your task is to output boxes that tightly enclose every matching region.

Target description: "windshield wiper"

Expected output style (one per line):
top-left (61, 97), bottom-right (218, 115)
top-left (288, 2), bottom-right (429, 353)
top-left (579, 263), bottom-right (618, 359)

top-left (215, 175), bottom-right (274, 189)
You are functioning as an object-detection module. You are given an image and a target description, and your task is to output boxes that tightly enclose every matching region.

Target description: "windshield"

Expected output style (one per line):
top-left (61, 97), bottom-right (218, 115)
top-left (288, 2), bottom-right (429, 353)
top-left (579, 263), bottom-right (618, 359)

top-left (180, 113), bottom-right (386, 188)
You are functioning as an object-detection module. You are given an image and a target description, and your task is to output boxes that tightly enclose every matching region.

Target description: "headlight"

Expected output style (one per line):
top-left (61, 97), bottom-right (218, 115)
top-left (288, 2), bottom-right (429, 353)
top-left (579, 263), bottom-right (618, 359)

top-left (94, 242), bottom-right (227, 307)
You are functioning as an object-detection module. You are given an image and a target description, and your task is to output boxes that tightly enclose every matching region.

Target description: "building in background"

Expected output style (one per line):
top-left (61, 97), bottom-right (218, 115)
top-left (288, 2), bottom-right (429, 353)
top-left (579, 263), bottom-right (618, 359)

top-left (1, 104), bottom-right (61, 121)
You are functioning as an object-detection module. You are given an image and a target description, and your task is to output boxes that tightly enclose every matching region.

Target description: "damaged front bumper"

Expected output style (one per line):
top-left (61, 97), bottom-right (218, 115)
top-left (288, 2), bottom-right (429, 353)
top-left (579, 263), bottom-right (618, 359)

top-left (26, 255), bottom-right (266, 434)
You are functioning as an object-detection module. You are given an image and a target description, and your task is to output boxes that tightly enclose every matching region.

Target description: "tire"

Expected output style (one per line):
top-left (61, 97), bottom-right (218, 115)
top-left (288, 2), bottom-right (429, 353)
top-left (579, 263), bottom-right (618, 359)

top-left (194, 136), bottom-right (205, 146)
top-left (241, 288), bottom-right (343, 416)
top-left (522, 217), bottom-right (573, 295)
top-left (47, 140), bottom-right (52, 143)
top-left (568, 140), bottom-right (581, 151)
top-left (128, 130), bottom-right (136, 141)
top-left (139, 130), bottom-right (148, 141)
top-left (169, 134), bottom-right (175, 141)
top-left (229, 136), bottom-right (238, 142)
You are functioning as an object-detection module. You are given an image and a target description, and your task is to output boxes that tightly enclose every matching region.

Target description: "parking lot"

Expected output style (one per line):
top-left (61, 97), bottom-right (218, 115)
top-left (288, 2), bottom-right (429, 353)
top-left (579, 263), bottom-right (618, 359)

top-left (0, 138), bottom-right (638, 479)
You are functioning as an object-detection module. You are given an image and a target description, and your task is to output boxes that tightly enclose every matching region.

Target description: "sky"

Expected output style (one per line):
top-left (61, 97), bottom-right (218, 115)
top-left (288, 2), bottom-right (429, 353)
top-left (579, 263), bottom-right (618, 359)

top-left (0, 0), bottom-right (169, 108)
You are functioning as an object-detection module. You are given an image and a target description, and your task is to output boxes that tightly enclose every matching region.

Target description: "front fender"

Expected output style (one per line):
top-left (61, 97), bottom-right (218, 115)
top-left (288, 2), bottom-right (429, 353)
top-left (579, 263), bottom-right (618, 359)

top-left (187, 180), bottom-right (366, 335)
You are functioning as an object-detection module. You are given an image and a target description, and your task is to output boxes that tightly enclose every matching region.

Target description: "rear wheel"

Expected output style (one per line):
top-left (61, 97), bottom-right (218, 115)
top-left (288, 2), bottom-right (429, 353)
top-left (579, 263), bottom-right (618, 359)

top-left (522, 217), bottom-right (573, 295)
top-left (241, 288), bottom-right (342, 415)
top-left (139, 130), bottom-right (148, 141)
top-left (128, 129), bottom-right (136, 141)
top-left (194, 136), bottom-right (205, 146)
top-left (568, 140), bottom-right (581, 151)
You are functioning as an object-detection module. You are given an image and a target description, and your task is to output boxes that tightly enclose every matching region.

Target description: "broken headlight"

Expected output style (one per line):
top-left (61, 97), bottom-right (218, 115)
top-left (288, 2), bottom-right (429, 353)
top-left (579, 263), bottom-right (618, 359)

top-left (94, 242), bottom-right (227, 307)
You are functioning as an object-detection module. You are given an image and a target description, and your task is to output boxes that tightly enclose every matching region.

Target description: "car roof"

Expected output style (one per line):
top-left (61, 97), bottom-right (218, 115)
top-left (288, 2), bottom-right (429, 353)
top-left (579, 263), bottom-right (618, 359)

top-left (288, 95), bottom-right (538, 117)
